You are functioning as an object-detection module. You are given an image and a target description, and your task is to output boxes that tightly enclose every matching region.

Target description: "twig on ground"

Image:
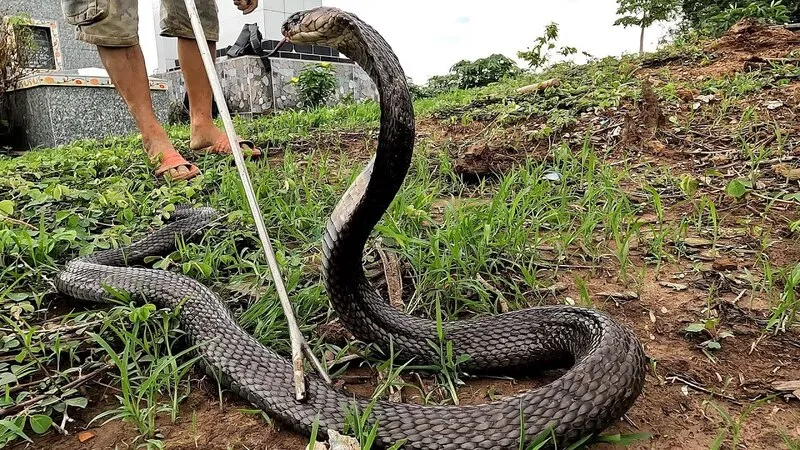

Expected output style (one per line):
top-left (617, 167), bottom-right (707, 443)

top-left (665, 374), bottom-right (741, 405)
top-left (0, 363), bottom-right (112, 417)
top-left (2, 216), bottom-right (36, 230)
top-left (375, 240), bottom-right (405, 310)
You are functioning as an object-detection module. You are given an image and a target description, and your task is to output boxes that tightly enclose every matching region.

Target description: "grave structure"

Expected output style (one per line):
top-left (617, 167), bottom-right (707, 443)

top-left (3, 0), bottom-right (168, 149)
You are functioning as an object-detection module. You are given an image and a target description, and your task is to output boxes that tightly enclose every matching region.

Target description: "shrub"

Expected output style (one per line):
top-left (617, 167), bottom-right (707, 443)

top-left (408, 53), bottom-right (520, 99)
top-left (706, 1), bottom-right (791, 36)
top-left (449, 54), bottom-right (521, 89)
top-left (293, 62), bottom-right (337, 108)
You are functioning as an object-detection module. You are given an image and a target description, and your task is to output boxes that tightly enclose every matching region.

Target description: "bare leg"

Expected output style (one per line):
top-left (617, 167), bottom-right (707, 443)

top-left (97, 44), bottom-right (198, 180)
top-left (178, 38), bottom-right (259, 155)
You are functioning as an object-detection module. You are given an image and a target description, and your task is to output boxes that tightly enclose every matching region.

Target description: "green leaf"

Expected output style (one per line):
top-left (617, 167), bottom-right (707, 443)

top-left (28, 414), bottom-right (52, 434)
top-left (65, 397), bottom-right (88, 409)
top-left (685, 323), bottom-right (705, 333)
top-left (705, 340), bottom-right (721, 350)
top-left (597, 432), bottom-right (652, 445)
top-left (782, 192), bottom-right (800, 202)
top-left (4, 292), bottom-right (29, 302)
top-left (725, 179), bottom-right (748, 199)
top-left (0, 417), bottom-right (31, 443)
top-left (0, 200), bottom-right (13, 217)
top-left (679, 174), bottom-right (699, 196)
top-left (0, 372), bottom-right (18, 386)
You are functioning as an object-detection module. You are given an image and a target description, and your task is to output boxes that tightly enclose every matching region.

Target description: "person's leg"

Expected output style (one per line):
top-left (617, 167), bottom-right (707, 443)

top-left (98, 45), bottom-right (197, 179)
top-left (64, 0), bottom-right (198, 180)
top-left (161, 0), bottom-right (261, 156)
top-left (176, 37), bottom-right (228, 153)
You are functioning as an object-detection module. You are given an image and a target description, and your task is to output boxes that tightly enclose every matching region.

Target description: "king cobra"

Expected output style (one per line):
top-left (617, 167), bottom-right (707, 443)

top-left (55, 7), bottom-right (647, 449)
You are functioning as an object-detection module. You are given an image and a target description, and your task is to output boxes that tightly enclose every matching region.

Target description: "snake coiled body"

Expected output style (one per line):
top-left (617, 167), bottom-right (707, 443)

top-left (55, 7), bottom-right (646, 449)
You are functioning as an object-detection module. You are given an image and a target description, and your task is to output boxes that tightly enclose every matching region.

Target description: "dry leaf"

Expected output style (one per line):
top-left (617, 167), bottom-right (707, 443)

top-left (660, 282), bottom-right (688, 291)
top-left (375, 241), bottom-right (404, 310)
top-left (766, 100), bottom-right (784, 110)
top-left (684, 237), bottom-right (713, 247)
top-left (596, 291), bottom-right (639, 301)
top-left (697, 94), bottom-right (716, 103)
top-left (712, 258), bottom-right (738, 271)
top-left (328, 430), bottom-right (361, 450)
top-left (772, 380), bottom-right (800, 391)
top-left (532, 282), bottom-right (568, 296)
top-left (772, 163), bottom-right (800, 180)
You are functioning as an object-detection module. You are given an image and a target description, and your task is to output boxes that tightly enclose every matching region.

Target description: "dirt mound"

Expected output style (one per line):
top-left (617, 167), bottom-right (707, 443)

top-left (710, 18), bottom-right (800, 59)
top-left (642, 19), bottom-right (800, 81)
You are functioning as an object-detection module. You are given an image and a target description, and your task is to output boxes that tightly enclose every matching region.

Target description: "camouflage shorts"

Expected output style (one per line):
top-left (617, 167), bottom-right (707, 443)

top-left (61, 0), bottom-right (219, 47)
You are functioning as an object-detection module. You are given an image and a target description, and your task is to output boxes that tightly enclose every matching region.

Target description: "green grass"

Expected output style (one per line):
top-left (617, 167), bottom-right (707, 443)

top-left (0, 123), bottom-right (647, 446)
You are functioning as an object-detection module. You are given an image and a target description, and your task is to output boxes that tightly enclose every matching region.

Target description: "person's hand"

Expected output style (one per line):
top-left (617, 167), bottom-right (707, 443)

top-left (233, 0), bottom-right (257, 14)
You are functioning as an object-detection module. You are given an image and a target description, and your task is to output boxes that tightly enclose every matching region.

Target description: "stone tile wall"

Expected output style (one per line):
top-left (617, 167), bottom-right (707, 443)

top-left (12, 83), bottom-right (169, 148)
top-left (160, 55), bottom-right (377, 114)
top-left (162, 55), bottom-right (274, 115)
top-left (5, 0), bottom-right (102, 70)
top-left (271, 58), bottom-right (377, 109)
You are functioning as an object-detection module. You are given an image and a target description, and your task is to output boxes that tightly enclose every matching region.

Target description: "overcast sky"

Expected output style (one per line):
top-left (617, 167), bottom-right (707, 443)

top-left (137, 0), bottom-right (674, 83)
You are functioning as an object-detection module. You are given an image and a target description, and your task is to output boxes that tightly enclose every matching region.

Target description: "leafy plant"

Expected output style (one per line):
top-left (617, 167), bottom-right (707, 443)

top-left (725, 178), bottom-right (750, 200)
top-left (613, 0), bottom-right (680, 54)
top-left (517, 22), bottom-right (563, 70)
top-left (409, 54), bottom-right (520, 98)
top-left (342, 400), bottom-right (405, 450)
top-left (449, 54), bottom-right (521, 89)
top-left (293, 62), bottom-right (337, 108)
top-left (685, 317), bottom-right (734, 351)
top-left (706, 1), bottom-right (791, 35)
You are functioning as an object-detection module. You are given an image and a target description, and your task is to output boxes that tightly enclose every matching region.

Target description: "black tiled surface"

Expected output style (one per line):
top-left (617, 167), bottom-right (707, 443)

top-left (278, 52), bottom-right (301, 60)
top-left (300, 54), bottom-right (321, 61)
top-left (312, 45), bottom-right (331, 56)
top-left (275, 41), bottom-right (293, 52)
top-left (319, 55), bottom-right (345, 63)
top-left (293, 43), bottom-right (313, 54)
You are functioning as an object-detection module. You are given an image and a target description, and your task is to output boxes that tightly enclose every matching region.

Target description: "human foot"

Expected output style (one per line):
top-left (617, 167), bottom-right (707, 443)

top-left (189, 123), bottom-right (262, 157)
top-left (145, 135), bottom-right (200, 181)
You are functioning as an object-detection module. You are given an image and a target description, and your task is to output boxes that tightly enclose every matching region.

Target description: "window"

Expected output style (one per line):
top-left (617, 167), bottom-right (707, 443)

top-left (15, 24), bottom-right (56, 70)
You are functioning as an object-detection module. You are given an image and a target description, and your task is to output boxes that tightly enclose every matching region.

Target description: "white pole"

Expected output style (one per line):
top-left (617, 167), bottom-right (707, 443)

top-left (181, 0), bottom-right (331, 400)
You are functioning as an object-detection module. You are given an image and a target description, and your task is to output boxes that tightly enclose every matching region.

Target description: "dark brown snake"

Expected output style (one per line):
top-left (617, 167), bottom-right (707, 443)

top-left (55, 7), bottom-right (647, 449)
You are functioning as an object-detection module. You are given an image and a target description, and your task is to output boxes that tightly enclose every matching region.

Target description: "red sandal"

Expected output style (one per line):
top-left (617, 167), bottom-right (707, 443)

top-left (153, 152), bottom-right (201, 181)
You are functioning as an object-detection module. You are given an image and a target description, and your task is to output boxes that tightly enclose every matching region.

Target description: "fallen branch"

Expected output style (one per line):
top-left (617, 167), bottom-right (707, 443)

top-left (375, 240), bottom-right (404, 310)
top-left (665, 375), bottom-right (741, 404)
top-left (0, 363), bottom-right (112, 417)
top-left (2, 216), bottom-right (36, 230)
top-left (517, 78), bottom-right (560, 95)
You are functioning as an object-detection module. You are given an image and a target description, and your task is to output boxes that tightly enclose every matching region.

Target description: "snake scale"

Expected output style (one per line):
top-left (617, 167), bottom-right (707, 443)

top-left (55, 7), bottom-right (647, 449)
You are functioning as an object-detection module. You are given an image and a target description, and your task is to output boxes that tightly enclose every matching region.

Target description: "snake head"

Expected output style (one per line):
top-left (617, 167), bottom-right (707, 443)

top-left (276, 7), bottom-right (353, 48)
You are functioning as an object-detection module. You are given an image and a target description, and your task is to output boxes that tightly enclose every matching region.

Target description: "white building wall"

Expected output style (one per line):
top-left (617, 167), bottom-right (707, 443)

top-left (153, 0), bottom-right (321, 73)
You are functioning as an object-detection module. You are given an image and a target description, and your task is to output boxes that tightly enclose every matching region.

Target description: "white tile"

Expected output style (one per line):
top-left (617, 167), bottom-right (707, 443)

top-left (263, 0), bottom-right (284, 12)
top-left (303, 0), bottom-right (321, 9)
top-left (285, 0), bottom-right (305, 13)
top-left (264, 10), bottom-right (286, 40)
